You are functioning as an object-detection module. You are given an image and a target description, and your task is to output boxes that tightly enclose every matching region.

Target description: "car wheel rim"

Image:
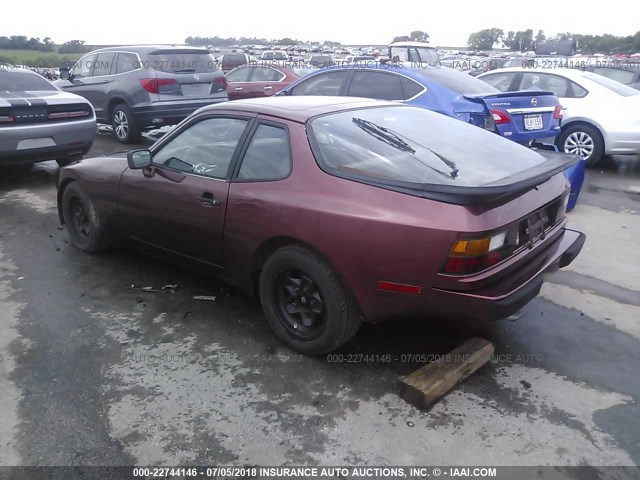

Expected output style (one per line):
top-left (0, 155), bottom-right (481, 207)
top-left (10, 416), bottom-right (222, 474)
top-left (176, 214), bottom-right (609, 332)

top-left (69, 197), bottom-right (91, 239)
top-left (114, 111), bottom-right (129, 139)
top-left (564, 131), bottom-right (594, 160)
top-left (274, 269), bottom-right (326, 340)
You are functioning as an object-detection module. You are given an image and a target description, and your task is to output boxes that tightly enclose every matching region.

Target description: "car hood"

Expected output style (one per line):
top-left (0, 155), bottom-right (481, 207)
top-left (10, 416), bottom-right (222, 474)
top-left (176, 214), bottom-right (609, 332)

top-left (0, 89), bottom-right (92, 107)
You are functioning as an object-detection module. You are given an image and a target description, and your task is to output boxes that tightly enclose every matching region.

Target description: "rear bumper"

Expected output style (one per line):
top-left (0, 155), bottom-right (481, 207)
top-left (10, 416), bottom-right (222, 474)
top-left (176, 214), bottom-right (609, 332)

top-left (132, 98), bottom-right (228, 127)
top-left (424, 228), bottom-right (585, 321)
top-left (0, 118), bottom-right (96, 166)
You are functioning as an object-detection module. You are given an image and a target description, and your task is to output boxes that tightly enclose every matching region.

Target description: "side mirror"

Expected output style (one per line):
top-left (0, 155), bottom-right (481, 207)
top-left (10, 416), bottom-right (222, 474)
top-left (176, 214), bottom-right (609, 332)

top-left (127, 150), bottom-right (152, 169)
top-left (59, 67), bottom-right (70, 80)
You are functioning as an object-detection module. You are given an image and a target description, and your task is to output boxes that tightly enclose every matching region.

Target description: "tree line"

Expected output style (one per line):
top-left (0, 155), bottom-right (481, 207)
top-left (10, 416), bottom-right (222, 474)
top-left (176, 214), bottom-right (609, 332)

top-left (185, 36), bottom-right (342, 47)
top-left (467, 28), bottom-right (640, 53)
top-left (0, 35), bottom-right (90, 54)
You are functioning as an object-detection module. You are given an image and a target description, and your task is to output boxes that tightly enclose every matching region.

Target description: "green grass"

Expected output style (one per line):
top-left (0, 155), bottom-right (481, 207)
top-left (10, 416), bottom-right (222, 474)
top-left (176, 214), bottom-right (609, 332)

top-left (0, 49), bottom-right (82, 68)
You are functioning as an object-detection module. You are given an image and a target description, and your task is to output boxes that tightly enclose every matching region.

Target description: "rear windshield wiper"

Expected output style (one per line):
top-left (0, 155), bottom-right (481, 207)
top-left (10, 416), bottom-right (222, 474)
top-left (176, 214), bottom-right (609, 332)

top-left (173, 69), bottom-right (197, 73)
top-left (352, 117), bottom-right (459, 179)
top-left (352, 117), bottom-right (415, 154)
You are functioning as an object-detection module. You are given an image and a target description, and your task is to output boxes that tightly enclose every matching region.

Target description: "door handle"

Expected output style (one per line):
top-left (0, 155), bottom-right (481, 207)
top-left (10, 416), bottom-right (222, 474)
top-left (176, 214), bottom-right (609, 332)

top-left (264, 86), bottom-right (273, 90)
top-left (197, 192), bottom-right (221, 206)
top-left (235, 87), bottom-right (243, 91)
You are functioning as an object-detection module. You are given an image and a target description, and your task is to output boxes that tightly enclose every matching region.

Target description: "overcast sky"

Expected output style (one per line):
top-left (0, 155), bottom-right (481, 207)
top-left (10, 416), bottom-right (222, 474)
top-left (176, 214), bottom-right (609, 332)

top-left (1, 0), bottom-right (638, 47)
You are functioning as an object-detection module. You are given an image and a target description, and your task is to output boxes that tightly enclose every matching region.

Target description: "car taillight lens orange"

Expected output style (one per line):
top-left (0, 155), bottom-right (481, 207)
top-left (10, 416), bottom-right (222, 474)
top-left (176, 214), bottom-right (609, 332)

top-left (443, 231), bottom-right (515, 275)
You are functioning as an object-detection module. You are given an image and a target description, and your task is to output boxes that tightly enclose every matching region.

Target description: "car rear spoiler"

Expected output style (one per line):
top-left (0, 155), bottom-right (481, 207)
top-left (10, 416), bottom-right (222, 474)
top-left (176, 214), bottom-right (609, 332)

top-left (463, 90), bottom-right (555, 100)
top-left (334, 150), bottom-right (579, 207)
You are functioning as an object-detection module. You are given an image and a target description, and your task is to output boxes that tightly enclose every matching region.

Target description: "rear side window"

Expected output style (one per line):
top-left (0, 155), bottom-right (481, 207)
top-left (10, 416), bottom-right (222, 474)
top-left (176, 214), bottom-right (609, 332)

top-left (348, 71), bottom-right (403, 101)
top-left (237, 124), bottom-right (291, 181)
top-left (148, 51), bottom-right (218, 73)
top-left (0, 71), bottom-right (56, 91)
top-left (401, 76), bottom-right (424, 99)
top-left (290, 71), bottom-right (349, 95)
top-left (251, 67), bottom-right (284, 82)
top-left (116, 53), bottom-right (138, 74)
top-left (520, 73), bottom-right (587, 98)
top-left (93, 52), bottom-right (115, 76)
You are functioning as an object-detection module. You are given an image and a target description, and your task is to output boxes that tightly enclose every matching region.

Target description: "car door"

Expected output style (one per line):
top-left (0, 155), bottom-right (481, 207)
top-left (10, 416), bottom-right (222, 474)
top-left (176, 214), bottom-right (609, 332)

top-left (225, 66), bottom-right (253, 100)
top-left (117, 114), bottom-right (254, 267)
top-left (246, 66), bottom-right (287, 97)
top-left (77, 52), bottom-right (116, 118)
top-left (56, 53), bottom-right (97, 99)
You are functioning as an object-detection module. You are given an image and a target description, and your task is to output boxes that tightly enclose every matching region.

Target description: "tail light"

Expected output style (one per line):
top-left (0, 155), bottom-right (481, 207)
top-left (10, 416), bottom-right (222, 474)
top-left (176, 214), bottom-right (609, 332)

top-left (490, 109), bottom-right (511, 125)
top-left (48, 110), bottom-right (91, 120)
top-left (0, 114), bottom-right (15, 123)
top-left (139, 78), bottom-right (177, 93)
top-left (213, 76), bottom-right (228, 91)
top-left (553, 104), bottom-right (563, 120)
top-left (443, 231), bottom-right (516, 275)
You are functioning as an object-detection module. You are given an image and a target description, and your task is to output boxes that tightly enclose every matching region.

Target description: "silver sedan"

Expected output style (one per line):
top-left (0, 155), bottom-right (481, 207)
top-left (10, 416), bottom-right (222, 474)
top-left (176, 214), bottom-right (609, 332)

top-left (478, 67), bottom-right (640, 166)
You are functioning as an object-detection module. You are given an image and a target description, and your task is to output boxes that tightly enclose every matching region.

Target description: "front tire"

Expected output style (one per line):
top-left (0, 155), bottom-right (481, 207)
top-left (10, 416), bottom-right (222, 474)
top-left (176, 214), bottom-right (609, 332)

top-left (111, 103), bottom-right (141, 144)
top-left (259, 246), bottom-right (361, 355)
top-left (556, 124), bottom-right (604, 167)
top-left (61, 182), bottom-right (109, 253)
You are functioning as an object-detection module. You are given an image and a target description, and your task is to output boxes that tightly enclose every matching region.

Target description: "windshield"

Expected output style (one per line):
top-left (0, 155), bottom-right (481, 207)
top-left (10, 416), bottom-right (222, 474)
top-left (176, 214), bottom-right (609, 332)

top-left (0, 71), bottom-right (57, 91)
top-left (584, 72), bottom-right (639, 96)
top-left (307, 106), bottom-right (554, 188)
top-left (416, 67), bottom-right (499, 95)
top-left (148, 51), bottom-right (218, 73)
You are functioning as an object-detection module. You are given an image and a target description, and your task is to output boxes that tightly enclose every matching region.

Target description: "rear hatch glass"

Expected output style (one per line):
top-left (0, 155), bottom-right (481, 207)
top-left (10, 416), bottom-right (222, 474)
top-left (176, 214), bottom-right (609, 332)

top-left (307, 105), bottom-right (576, 204)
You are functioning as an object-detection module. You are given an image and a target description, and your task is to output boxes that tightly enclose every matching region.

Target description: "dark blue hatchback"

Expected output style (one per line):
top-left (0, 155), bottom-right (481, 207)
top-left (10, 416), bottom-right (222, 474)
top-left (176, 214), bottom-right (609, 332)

top-left (279, 64), bottom-right (563, 144)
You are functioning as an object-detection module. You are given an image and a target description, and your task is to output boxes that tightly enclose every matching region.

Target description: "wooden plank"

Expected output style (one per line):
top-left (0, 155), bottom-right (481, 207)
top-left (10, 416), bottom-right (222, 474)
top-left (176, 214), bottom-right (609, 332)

top-left (399, 337), bottom-right (494, 410)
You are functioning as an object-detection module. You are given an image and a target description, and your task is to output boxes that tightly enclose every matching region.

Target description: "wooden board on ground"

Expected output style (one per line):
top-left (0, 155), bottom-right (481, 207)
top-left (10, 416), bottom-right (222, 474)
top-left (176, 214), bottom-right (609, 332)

top-left (399, 337), bottom-right (494, 410)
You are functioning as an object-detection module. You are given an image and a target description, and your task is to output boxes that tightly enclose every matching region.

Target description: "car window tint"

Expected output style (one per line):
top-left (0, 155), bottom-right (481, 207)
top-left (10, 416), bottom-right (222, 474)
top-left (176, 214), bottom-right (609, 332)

top-left (400, 76), bottom-right (423, 99)
top-left (348, 71), bottom-right (403, 100)
top-left (116, 53), bottom-right (138, 74)
top-left (591, 68), bottom-right (635, 85)
top-left (237, 124), bottom-right (291, 180)
top-left (290, 71), bottom-right (349, 95)
top-left (73, 54), bottom-right (96, 78)
top-left (521, 73), bottom-right (570, 96)
top-left (0, 71), bottom-right (57, 91)
top-left (93, 52), bottom-right (115, 76)
top-left (480, 72), bottom-right (516, 92)
top-left (153, 118), bottom-right (249, 179)
top-left (149, 51), bottom-right (218, 73)
top-left (308, 106), bottom-right (552, 188)
top-left (252, 67), bottom-right (283, 82)
top-left (226, 67), bottom-right (252, 82)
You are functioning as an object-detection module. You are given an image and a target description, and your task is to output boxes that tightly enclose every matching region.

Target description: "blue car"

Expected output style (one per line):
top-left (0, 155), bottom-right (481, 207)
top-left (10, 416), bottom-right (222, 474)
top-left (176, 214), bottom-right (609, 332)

top-left (278, 63), bottom-right (563, 144)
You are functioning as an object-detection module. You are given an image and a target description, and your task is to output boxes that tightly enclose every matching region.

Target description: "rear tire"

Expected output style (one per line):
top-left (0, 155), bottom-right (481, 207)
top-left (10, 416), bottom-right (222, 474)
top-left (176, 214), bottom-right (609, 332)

top-left (556, 124), bottom-right (604, 167)
top-left (61, 182), bottom-right (109, 253)
top-left (111, 103), bottom-right (141, 144)
top-left (259, 246), bottom-right (361, 355)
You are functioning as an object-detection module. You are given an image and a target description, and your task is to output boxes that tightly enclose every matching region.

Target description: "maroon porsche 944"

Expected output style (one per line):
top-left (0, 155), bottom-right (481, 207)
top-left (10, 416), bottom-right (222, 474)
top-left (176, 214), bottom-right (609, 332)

top-left (57, 96), bottom-right (585, 354)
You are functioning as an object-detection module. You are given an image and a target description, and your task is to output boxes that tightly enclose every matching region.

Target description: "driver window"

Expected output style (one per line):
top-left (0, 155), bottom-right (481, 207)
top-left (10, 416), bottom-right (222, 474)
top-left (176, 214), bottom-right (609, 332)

top-left (72, 54), bottom-right (97, 78)
top-left (152, 117), bottom-right (249, 179)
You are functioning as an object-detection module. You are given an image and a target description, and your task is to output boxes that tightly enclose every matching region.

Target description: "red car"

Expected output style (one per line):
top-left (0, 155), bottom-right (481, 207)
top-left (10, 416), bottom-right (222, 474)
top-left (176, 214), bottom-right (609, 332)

top-left (57, 97), bottom-right (585, 354)
top-left (225, 64), bottom-right (301, 100)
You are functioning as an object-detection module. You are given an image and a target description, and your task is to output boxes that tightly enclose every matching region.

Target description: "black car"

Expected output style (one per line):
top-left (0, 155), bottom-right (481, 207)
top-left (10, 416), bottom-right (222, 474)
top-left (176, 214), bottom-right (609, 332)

top-left (55, 46), bottom-right (228, 143)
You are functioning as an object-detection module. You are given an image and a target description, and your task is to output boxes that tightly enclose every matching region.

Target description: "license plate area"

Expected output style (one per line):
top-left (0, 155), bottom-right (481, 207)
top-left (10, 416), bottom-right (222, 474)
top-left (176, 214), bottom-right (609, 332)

top-left (181, 83), bottom-right (212, 96)
top-left (524, 114), bottom-right (543, 131)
